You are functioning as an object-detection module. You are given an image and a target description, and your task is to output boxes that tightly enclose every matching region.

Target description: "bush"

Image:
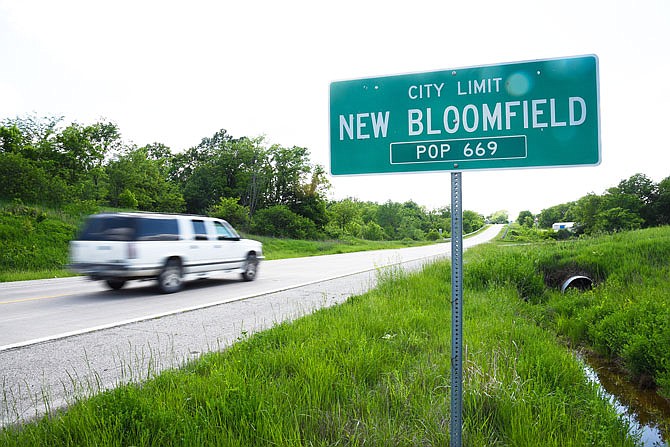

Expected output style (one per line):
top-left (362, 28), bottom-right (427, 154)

top-left (251, 205), bottom-right (319, 239)
top-left (208, 197), bottom-right (249, 229)
top-left (0, 152), bottom-right (68, 205)
top-left (62, 200), bottom-right (100, 220)
top-left (502, 223), bottom-right (553, 242)
top-left (118, 189), bottom-right (138, 209)
top-left (546, 228), bottom-right (573, 240)
top-left (361, 222), bottom-right (386, 241)
top-left (410, 228), bottom-right (425, 241)
top-left (425, 229), bottom-right (441, 241)
top-left (0, 204), bottom-right (76, 271)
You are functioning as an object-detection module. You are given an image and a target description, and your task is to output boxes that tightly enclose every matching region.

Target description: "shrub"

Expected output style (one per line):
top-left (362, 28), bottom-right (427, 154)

top-left (251, 205), bottom-right (319, 239)
top-left (208, 197), bottom-right (249, 229)
top-left (0, 204), bottom-right (76, 271)
top-left (118, 189), bottom-right (138, 209)
top-left (425, 229), bottom-right (441, 241)
top-left (0, 153), bottom-right (68, 205)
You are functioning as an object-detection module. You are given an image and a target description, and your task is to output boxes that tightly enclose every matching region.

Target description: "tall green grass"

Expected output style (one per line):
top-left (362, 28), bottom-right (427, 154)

top-left (1, 256), bottom-right (636, 445)
top-left (0, 202), bottom-right (78, 280)
top-left (471, 227), bottom-right (670, 400)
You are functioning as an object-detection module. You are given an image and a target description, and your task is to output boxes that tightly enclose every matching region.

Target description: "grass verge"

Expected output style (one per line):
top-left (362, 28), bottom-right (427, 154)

top-left (256, 236), bottom-right (438, 260)
top-left (0, 252), bottom-right (636, 445)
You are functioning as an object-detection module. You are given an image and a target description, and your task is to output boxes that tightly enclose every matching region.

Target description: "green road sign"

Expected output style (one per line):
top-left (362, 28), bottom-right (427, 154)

top-left (329, 55), bottom-right (600, 175)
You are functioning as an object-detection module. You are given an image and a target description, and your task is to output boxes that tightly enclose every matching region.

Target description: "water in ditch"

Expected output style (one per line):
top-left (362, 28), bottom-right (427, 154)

top-left (581, 353), bottom-right (670, 446)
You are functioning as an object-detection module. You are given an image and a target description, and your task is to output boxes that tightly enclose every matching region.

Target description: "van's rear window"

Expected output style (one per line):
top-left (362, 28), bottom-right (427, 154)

top-left (77, 216), bottom-right (179, 241)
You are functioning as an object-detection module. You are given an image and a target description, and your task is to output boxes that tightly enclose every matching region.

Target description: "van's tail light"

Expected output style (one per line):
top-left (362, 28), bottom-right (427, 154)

top-left (127, 242), bottom-right (137, 259)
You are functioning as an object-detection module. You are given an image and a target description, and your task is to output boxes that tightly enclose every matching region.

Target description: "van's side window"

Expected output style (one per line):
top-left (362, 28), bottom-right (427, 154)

top-left (222, 221), bottom-right (240, 239)
top-left (191, 220), bottom-right (209, 240)
top-left (214, 221), bottom-right (234, 239)
top-left (78, 216), bottom-right (136, 241)
top-left (137, 218), bottom-right (179, 241)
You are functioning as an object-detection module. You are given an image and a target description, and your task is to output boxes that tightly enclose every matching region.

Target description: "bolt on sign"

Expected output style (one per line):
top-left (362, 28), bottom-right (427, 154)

top-left (329, 55), bottom-right (600, 175)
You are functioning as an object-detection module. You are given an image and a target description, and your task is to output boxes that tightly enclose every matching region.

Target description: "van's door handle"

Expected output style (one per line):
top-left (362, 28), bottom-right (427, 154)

top-left (190, 245), bottom-right (198, 249)
top-left (214, 245), bottom-right (222, 248)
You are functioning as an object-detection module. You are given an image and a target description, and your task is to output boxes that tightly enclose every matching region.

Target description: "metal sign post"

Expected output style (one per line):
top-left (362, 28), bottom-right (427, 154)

top-left (450, 172), bottom-right (463, 447)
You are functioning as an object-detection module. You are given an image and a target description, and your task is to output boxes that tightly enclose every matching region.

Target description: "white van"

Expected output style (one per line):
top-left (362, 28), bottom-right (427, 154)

top-left (69, 212), bottom-right (263, 293)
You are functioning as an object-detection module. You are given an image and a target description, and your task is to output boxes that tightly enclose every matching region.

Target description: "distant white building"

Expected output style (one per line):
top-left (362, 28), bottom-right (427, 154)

top-left (552, 222), bottom-right (575, 231)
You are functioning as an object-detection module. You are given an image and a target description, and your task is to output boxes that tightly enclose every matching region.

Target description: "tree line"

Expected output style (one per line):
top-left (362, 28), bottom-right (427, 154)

top-left (0, 115), bottom-right (487, 240)
top-left (516, 173), bottom-right (670, 236)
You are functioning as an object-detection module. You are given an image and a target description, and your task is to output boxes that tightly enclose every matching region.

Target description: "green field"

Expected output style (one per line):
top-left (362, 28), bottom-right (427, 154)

top-left (5, 226), bottom-right (669, 445)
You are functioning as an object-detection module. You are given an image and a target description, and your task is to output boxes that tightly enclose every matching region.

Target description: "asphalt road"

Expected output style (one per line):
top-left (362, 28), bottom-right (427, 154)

top-left (0, 224), bottom-right (502, 427)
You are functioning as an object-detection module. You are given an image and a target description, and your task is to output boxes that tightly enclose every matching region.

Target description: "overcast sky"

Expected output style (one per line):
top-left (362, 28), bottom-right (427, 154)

top-left (1, 0), bottom-right (668, 219)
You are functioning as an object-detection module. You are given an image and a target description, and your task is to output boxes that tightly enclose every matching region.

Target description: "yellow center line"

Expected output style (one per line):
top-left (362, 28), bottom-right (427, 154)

top-left (0, 293), bottom-right (73, 305)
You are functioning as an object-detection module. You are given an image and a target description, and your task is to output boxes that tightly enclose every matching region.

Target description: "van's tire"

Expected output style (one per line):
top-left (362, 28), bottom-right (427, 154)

top-left (158, 259), bottom-right (183, 293)
top-left (106, 279), bottom-right (126, 290)
top-left (241, 253), bottom-right (258, 281)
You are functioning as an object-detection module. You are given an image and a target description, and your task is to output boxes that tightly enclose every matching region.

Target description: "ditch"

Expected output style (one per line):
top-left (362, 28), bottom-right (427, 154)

top-left (581, 352), bottom-right (670, 446)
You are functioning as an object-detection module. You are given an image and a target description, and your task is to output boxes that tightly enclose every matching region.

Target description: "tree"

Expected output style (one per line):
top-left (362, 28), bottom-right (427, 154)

top-left (428, 206), bottom-right (451, 237)
top-left (290, 164), bottom-right (329, 230)
top-left (652, 176), bottom-right (670, 225)
top-left (517, 210), bottom-right (534, 228)
top-left (266, 144), bottom-right (311, 207)
top-left (615, 173), bottom-right (658, 227)
top-left (0, 114), bottom-right (61, 163)
top-left (118, 189), bottom-right (138, 209)
top-left (35, 120), bottom-right (119, 201)
top-left (399, 200), bottom-right (429, 236)
top-left (250, 205), bottom-right (318, 239)
top-left (0, 152), bottom-right (67, 204)
top-left (593, 207), bottom-right (643, 233)
top-left (178, 135), bottom-right (273, 215)
top-left (0, 124), bottom-right (24, 154)
top-left (617, 173), bottom-right (656, 204)
top-left (361, 221), bottom-right (386, 240)
top-left (144, 142), bottom-right (173, 161)
top-left (208, 197), bottom-right (250, 229)
top-left (571, 193), bottom-right (603, 234)
top-left (487, 210), bottom-right (509, 224)
top-left (359, 202), bottom-right (381, 224)
top-left (462, 210), bottom-right (485, 234)
top-left (329, 199), bottom-right (360, 231)
top-left (538, 203), bottom-right (573, 228)
top-left (376, 201), bottom-right (403, 239)
top-left (106, 146), bottom-right (185, 212)
top-left (169, 129), bottom-right (232, 185)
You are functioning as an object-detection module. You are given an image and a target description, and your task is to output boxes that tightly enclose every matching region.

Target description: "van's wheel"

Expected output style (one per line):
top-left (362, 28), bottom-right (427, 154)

top-left (158, 259), bottom-right (183, 293)
top-left (106, 279), bottom-right (126, 290)
top-left (241, 253), bottom-right (258, 281)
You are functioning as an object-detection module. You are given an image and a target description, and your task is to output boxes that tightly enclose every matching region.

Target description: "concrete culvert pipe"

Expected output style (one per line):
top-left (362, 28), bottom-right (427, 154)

top-left (561, 275), bottom-right (593, 293)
